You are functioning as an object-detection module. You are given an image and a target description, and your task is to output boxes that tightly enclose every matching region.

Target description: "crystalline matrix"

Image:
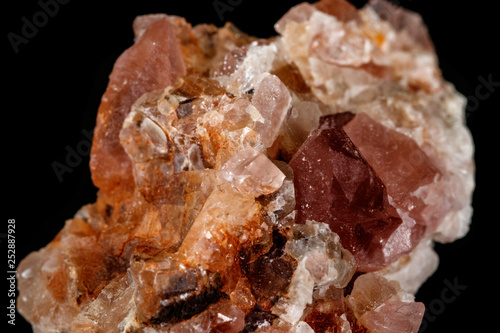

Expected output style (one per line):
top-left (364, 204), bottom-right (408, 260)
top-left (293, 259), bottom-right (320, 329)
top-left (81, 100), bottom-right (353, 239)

top-left (18, 0), bottom-right (475, 332)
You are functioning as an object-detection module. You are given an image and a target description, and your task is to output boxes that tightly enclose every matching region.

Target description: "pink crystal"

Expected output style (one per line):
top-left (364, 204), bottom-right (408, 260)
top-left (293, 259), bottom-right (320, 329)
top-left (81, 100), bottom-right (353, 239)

top-left (368, 0), bottom-right (434, 50)
top-left (90, 17), bottom-right (186, 194)
top-left (274, 3), bottom-right (316, 35)
top-left (290, 111), bottom-right (449, 271)
top-left (289, 115), bottom-right (403, 272)
top-left (346, 273), bottom-right (424, 332)
top-left (252, 73), bottom-right (293, 148)
top-left (217, 147), bottom-right (286, 197)
top-left (358, 301), bottom-right (425, 333)
top-left (343, 112), bottom-right (448, 238)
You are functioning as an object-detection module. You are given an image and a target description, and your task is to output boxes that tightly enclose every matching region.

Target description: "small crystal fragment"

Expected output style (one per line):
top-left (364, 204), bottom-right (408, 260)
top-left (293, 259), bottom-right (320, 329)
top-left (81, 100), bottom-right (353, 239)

top-left (348, 273), bottom-right (424, 333)
top-left (252, 73), bottom-right (293, 148)
top-left (358, 301), bottom-right (425, 333)
top-left (218, 147), bottom-right (286, 197)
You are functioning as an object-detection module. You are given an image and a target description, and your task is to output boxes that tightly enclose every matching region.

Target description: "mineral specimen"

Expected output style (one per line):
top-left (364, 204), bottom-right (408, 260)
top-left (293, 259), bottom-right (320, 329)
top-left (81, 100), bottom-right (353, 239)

top-left (17, 0), bottom-right (475, 332)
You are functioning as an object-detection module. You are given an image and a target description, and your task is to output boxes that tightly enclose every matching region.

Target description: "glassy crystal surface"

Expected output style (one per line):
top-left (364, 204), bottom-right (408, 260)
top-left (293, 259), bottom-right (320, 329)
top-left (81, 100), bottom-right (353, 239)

top-left (18, 1), bottom-right (474, 332)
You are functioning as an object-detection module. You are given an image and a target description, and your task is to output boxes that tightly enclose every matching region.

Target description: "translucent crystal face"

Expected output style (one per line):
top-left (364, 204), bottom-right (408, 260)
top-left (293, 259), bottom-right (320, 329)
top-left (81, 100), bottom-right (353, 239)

top-left (217, 147), bottom-right (286, 197)
top-left (17, 1), bottom-right (474, 332)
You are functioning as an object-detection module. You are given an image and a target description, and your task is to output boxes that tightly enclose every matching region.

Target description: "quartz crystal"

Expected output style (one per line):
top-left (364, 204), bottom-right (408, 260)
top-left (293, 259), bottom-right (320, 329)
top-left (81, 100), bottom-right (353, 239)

top-left (18, 0), bottom-right (475, 332)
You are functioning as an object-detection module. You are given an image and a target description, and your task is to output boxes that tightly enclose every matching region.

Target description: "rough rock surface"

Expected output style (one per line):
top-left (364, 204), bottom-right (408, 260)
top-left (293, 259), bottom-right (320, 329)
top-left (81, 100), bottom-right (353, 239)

top-left (18, 0), bottom-right (474, 332)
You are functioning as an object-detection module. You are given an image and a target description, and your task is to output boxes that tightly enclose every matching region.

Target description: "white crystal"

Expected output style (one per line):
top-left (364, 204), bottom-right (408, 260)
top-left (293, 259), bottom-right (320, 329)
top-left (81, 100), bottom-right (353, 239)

top-left (272, 258), bottom-right (315, 325)
top-left (381, 238), bottom-right (439, 294)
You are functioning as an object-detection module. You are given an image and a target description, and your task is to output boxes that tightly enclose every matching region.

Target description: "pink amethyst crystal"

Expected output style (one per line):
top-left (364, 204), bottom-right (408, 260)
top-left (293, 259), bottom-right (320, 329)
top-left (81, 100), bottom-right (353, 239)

top-left (17, 1), bottom-right (474, 332)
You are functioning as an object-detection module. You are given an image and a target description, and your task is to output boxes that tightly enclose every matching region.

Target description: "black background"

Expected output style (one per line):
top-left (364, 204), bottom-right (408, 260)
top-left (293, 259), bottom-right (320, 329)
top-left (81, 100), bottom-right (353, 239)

top-left (3, 0), bottom-right (496, 332)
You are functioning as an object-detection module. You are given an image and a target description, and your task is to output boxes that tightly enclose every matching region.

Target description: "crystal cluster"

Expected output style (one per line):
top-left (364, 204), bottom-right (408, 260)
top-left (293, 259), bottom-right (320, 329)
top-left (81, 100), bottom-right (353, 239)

top-left (18, 0), bottom-right (474, 332)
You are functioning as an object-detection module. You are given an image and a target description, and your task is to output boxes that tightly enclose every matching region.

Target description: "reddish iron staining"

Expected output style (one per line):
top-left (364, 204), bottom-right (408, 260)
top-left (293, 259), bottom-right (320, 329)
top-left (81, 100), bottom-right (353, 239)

top-left (90, 18), bottom-right (186, 194)
top-left (46, 268), bottom-right (69, 303)
top-left (272, 64), bottom-right (312, 95)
